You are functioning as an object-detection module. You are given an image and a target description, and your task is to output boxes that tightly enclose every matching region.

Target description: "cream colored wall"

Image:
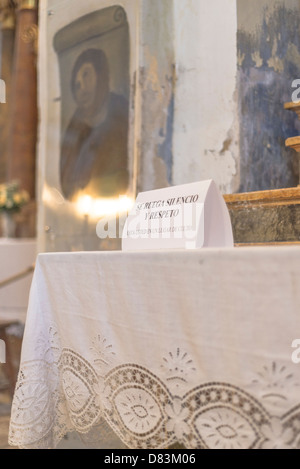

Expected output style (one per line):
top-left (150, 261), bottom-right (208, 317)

top-left (137, 0), bottom-right (239, 194)
top-left (37, 0), bottom-right (239, 252)
top-left (172, 0), bottom-right (239, 194)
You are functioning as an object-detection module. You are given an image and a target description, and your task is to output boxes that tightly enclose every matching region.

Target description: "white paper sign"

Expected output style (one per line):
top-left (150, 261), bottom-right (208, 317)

top-left (122, 180), bottom-right (234, 250)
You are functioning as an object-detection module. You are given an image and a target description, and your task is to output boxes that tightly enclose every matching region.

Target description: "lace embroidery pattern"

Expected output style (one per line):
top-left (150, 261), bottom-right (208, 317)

top-left (10, 360), bottom-right (60, 448)
top-left (59, 349), bottom-right (100, 432)
top-left (160, 348), bottom-right (196, 395)
top-left (8, 329), bottom-right (300, 449)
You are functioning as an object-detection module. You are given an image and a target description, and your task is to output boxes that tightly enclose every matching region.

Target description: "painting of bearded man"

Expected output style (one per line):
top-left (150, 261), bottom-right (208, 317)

top-left (60, 48), bottom-right (129, 201)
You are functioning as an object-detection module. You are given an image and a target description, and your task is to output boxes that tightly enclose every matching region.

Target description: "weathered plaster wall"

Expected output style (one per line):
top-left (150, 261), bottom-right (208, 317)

top-left (237, 0), bottom-right (300, 192)
top-left (138, 0), bottom-right (240, 195)
top-left (38, 0), bottom-right (240, 252)
top-left (138, 0), bottom-right (175, 192)
top-left (172, 0), bottom-right (239, 195)
top-left (40, 0), bottom-right (300, 251)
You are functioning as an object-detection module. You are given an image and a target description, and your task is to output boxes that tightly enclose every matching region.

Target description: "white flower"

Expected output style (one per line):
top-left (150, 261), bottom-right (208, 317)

top-left (261, 418), bottom-right (294, 449)
top-left (165, 398), bottom-right (190, 440)
top-left (0, 180), bottom-right (30, 211)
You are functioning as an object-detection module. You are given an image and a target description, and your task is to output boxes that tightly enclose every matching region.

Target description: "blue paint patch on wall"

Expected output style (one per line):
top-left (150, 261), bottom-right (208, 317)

top-left (158, 93), bottom-right (174, 184)
top-left (238, 5), bottom-right (300, 192)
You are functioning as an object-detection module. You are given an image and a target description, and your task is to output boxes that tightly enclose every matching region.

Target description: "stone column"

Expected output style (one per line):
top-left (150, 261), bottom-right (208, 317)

top-left (7, 0), bottom-right (38, 236)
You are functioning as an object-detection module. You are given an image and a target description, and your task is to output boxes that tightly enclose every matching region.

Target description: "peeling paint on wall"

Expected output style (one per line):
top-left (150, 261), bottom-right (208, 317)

top-left (203, 148), bottom-right (237, 194)
top-left (171, 0), bottom-right (239, 194)
top-left (158, 93), bottom-right (174, 184)
top-left (138, 0), bottom-right (175, 192)
top-left (138, 50), bottom-right (174, 191)
top-left (237, 1), bottom-right (300, 192)
top-left (139, 0), bottom-right (239, 195)
top-left (201, 122), bottom-right (239, 194)
top-left (251, 51), bottom-right (263, 69)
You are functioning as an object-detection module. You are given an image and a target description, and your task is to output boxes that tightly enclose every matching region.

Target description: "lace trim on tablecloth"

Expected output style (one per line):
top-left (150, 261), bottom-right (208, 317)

top-left (8, 329), bottom-right (300, 449)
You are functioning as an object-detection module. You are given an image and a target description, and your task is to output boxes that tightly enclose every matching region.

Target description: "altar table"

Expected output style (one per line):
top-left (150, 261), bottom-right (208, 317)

top-left (0, 239), bottom-right (36, 323)
top-left (8, 247), bottom-right (300, 449)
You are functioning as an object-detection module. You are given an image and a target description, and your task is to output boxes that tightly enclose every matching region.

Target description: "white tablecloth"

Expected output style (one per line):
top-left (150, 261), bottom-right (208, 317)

top-left (8, 247), bottom-right (300, 449)
top-left (0, 239), bottom-right (36, 323)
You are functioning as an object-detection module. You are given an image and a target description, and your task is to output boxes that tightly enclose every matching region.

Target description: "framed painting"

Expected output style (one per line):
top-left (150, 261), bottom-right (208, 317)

top-left (38, 1), bottom-right (140, 252)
